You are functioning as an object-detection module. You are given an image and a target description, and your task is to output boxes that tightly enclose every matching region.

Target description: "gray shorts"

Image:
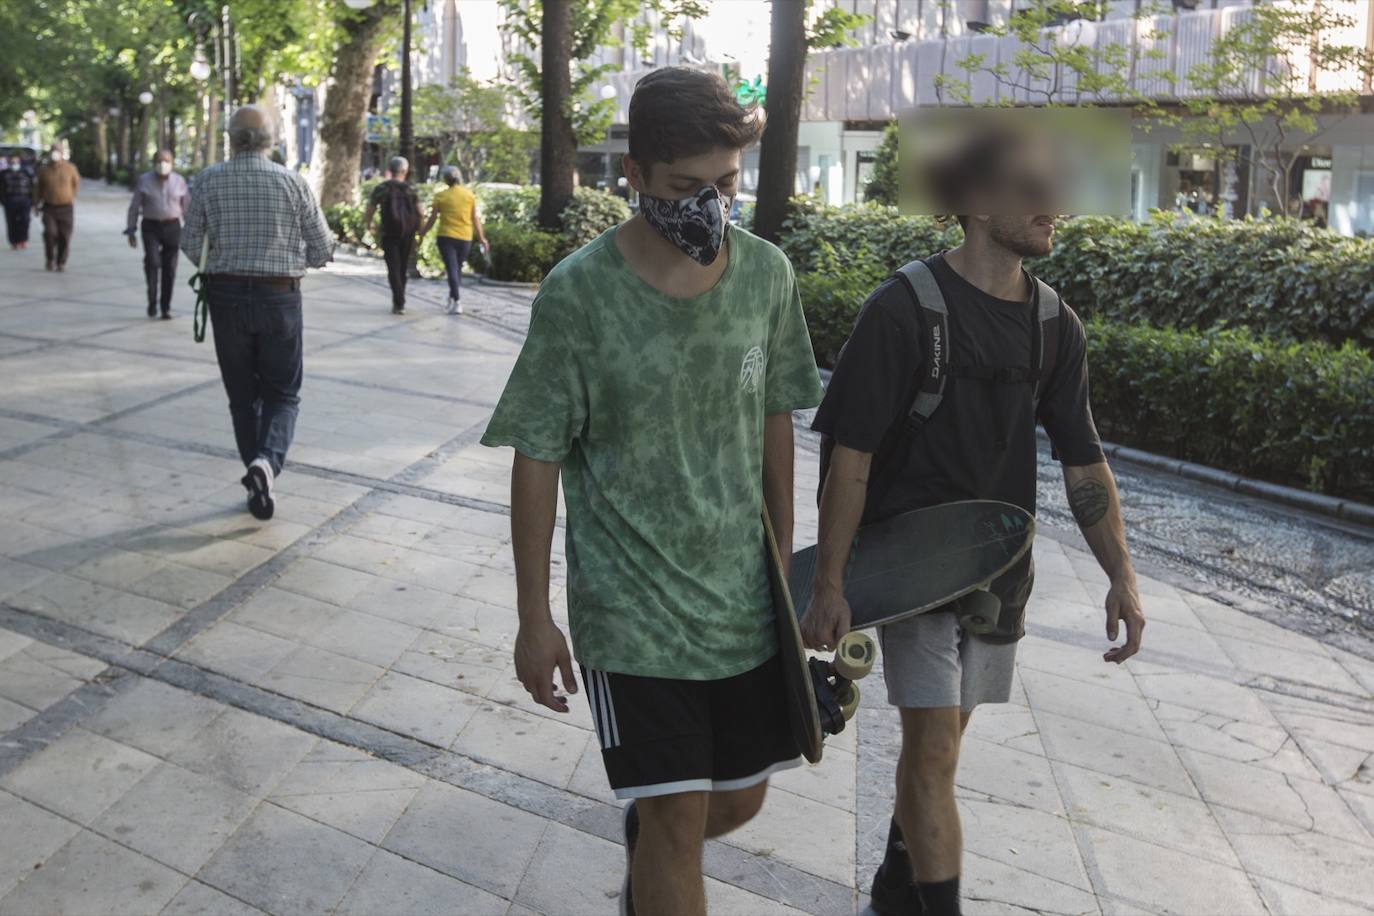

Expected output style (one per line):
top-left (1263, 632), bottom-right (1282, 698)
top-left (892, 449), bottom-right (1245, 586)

top-left (878, 610), bottom-right (1018, 711)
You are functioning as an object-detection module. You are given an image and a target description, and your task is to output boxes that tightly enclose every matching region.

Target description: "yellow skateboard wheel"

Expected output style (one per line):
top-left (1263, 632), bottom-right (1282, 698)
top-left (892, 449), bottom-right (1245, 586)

top-left (838, 682), bottom-right (861, 720)
top-left (833, 632), bottom-right (876, 681)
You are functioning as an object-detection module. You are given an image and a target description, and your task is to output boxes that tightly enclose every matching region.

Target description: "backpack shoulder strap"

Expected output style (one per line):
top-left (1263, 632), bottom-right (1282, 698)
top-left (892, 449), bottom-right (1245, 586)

top-left (1032, 275), bottom-right (1060, 404)
top-left (893, 258), bottom-right (951, 431)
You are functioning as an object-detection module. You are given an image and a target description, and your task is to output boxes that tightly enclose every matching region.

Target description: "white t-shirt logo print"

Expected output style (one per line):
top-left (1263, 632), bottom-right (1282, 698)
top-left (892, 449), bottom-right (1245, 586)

top-left (740, 345), bottom-right (765, 394)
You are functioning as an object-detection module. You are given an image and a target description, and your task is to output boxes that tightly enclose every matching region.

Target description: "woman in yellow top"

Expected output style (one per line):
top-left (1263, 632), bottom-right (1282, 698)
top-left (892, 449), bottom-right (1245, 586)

top-left (421, 166), bottom-right (488, 315)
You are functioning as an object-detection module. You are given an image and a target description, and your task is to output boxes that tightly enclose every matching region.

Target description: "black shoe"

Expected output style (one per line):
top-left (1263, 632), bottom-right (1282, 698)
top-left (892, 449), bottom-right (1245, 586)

top-left (147, 303), bottom-right (157, 318)
top-left (160, 311), bottom-right (172, 320)
top-left (45, 261), bottom-right (53, 271)
top-left (242, 459), bottom-right (275, 521)
top-left (620, 801), bottom-right (638, 916)
top-left (391, 306), bottom-right (405, 315)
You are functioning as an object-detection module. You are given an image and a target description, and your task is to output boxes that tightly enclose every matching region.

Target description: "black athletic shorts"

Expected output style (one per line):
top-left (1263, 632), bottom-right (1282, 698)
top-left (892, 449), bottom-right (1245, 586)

top-left (581, 652), bottom-right (802, 800)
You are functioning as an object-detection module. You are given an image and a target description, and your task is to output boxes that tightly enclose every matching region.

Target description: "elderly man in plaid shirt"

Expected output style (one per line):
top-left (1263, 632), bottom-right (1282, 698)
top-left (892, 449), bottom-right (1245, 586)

top-left (182, 105), bottom-right (335, 521)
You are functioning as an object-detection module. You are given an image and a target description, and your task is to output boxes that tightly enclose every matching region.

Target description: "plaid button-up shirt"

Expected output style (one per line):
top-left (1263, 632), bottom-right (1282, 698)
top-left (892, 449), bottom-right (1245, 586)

top-left (181, 152), bottom-right (334, 277)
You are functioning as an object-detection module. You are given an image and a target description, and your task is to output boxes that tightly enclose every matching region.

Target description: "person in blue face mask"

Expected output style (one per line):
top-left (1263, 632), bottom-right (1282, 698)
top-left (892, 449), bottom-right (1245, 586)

top-left (480, 67), bottom-right (825, 916)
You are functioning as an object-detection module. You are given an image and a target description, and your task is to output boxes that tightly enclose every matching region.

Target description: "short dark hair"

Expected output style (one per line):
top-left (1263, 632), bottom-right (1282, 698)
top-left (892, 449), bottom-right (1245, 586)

top-left (628, 67), bottom-right (764, 169)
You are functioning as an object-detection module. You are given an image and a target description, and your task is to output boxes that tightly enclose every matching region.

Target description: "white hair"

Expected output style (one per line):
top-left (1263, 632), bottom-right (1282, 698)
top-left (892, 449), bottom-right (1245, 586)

top-left (228, 106), bottom-right (274, 154)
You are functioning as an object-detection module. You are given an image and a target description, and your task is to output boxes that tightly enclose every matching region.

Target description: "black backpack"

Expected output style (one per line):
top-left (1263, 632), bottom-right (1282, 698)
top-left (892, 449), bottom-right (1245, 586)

top-left (891, 256), bottom-right (1061, 434)
top-left (821, 257), bottom-right (1064, 510)
top-left (380, 181), bottom-right (419, 237)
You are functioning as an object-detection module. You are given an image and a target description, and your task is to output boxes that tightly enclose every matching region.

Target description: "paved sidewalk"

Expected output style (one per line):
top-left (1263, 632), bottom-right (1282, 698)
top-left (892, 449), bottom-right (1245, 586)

top-left (0, 188), bottom-right (1371, 915)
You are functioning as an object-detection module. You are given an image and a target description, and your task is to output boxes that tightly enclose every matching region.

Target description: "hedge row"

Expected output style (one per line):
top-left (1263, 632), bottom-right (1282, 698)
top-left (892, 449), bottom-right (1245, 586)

top-left (325, 183), bottom-right (629, 283)
top-left (780, 199), bottom-right (1374, 347)
top-left (798, 275), bottom-right (1373, 501)
top-left (1083, 319), bottom-right (1373, 502)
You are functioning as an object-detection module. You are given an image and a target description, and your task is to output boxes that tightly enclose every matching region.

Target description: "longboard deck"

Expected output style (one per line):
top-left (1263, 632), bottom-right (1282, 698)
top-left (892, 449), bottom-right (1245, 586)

top-left (763, 512), bottom-right (824, 764)
top-left (789, 500), bottom-right (1035, 631)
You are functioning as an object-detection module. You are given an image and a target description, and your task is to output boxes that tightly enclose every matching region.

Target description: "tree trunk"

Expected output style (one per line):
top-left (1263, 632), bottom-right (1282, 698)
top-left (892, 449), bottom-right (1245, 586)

top-left (93, 112), bottom-right (109, 184)
top-left (133, 108), bottom-right (150, 187)
top-left (118, 109), bottom-right (130, 176)
top-left (399, 0), bottom-right (415, 177)
top-left (537, 0), bottom-right (575, 230)
top-left (318, 4), bottom-right (392, 208)
top-left (753, 0), bottom-right (807, 244)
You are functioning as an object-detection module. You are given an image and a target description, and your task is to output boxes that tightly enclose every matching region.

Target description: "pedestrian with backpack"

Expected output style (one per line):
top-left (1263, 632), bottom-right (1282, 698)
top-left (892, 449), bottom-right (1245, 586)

top-left (802, 149), bottom-right (1146, 914)
top-left (364, 156), bottom-right (423, 314)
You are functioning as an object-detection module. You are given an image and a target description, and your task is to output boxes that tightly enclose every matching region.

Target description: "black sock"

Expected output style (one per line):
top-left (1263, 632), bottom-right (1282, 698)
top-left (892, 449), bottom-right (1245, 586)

top-left (917, 876), bottom-right (960, 916)
top-left (881, 817), bottom-right (914, 883)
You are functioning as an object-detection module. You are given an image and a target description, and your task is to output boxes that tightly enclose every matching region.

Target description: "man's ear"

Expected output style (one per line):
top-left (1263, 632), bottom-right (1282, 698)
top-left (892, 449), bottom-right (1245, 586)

top-left (622, 155), bottom-right (648, 194)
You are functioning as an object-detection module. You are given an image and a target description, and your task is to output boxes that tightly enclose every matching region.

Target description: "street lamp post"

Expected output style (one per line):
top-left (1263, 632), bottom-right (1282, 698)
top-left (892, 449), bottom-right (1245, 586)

top-left (188, 7), bottom-right (238, 163)
top-left (133, 89), bottom-right (156, 185)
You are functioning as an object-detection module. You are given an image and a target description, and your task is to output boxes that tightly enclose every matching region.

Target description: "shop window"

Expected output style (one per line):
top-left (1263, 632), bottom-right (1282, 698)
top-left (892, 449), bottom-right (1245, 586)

top-left (1352, 172), bottom-right (1374, 237)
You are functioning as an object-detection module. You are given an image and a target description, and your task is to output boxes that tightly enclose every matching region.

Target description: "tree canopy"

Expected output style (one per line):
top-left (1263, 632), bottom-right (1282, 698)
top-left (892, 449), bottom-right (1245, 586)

top-left (1, 0), bottom-right (341, 143)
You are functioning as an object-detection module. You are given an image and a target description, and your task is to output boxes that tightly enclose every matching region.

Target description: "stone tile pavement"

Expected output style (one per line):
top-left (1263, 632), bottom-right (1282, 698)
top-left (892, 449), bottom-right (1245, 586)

top-left (0, 187), bottom-right (1371, 915)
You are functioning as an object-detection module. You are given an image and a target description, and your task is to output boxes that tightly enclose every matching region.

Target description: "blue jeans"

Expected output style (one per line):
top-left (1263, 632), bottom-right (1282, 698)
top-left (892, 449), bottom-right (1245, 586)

top-left (436, 236), bottom-right (471, 300)
top-left (207, 280), bottom-right (303, 476)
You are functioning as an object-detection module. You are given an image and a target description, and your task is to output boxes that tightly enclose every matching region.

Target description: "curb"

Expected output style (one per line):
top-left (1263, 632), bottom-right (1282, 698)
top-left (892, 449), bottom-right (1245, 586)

top-left (477, 276), bottom-right (540, 289)
top-left (1035, 428), bottom-right (1374, 530)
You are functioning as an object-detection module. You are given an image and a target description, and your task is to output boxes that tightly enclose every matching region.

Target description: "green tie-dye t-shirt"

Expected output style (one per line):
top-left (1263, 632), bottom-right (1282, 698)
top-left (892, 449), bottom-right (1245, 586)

top-left (481, 225), bottom-right (823, 680)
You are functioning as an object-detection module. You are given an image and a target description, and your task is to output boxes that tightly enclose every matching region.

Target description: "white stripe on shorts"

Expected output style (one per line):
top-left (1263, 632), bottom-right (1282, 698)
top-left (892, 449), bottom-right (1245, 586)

top-left (602, 672), bottom-right (621, 747)
top-left (589, 670), bottom-right (620, 750)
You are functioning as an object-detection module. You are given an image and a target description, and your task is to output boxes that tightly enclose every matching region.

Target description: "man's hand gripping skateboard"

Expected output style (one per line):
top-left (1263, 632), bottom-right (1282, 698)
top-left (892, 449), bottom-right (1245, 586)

top-left (802, 584), bottom-right (876, 736)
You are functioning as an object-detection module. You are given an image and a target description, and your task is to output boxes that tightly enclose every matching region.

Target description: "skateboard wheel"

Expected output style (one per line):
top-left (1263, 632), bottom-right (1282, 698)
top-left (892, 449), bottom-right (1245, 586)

top-left (833, 632), bottom-right (876, 681)
top-left (838, 682), bottom-right (860, 720)
top-left (958, 589), bottom-right (1002, 635)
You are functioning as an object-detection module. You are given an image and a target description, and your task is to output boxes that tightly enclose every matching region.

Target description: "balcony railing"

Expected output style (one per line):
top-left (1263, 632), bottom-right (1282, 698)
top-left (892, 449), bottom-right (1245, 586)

top-left (591, 5), bottom-right (1373, 125)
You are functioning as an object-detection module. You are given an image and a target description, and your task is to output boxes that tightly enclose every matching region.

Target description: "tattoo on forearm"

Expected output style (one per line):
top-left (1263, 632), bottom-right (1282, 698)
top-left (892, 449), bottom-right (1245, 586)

top-left (1068, 478), bottom-right (1110, 528)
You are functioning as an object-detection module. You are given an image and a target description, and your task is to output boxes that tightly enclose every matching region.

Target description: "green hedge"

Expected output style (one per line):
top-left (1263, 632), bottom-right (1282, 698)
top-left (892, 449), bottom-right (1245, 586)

top-left (325, 183), bottom-right (629, 283)
top-left (781, 200), bottom-right (1374, 348)
top-left (798, 270), bottom-right (887, 369)
top-left (481, 223), bottom-right (567, 284)
top-left (801, 293), bottom-right (1373, 500)
top-left (779, 199), bottom-right (960, 285)
top-left (1084, 319), bottom-right (1373, 502)
top-left (1040, 214), bottom-right (1374, 347)
top-left (785, 198), bottom-right (1374, 501)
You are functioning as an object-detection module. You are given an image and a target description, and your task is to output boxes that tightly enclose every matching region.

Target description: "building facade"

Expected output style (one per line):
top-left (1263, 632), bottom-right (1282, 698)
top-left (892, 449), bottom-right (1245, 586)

top-left (393, 0), bottom-right (1374, 234)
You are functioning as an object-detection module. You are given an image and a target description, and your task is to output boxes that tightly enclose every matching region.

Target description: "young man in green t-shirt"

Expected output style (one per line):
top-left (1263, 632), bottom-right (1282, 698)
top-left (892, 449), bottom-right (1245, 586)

top-left (481, 68), bottom-right (824, 915)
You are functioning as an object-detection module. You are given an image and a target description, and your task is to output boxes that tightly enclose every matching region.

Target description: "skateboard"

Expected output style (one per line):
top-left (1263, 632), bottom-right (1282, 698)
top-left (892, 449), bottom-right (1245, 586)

top-left (763, 512), bottom-right (877, 765)
top-left (788, 500), bottom-right (1036, 636)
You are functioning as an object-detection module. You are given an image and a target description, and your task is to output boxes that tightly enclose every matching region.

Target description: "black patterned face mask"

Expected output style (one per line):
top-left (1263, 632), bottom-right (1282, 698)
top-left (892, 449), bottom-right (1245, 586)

top-left (638, 185), bottom-right (731, 266)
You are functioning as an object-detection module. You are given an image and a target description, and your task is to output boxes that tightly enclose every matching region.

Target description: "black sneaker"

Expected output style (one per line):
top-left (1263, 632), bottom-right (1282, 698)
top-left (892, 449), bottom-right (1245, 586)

top-left (242, 458), bottom-right (275, 521)
top-left (147, 303), bottom-right (157, 318)
top-left (160, 311), bottom-right (172, 320)
top-left (620, 801), bottom-right (638, 916)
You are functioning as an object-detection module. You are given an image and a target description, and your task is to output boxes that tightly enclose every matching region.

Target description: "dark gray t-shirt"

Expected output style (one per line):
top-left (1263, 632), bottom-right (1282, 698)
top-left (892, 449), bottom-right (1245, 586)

top-left (811, 252), bottom-right (1105, 639)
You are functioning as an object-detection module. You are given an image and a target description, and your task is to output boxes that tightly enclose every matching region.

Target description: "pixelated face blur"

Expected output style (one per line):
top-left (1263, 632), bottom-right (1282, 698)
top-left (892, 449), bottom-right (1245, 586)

top-left (987, 214), bottom-right (1057, 258)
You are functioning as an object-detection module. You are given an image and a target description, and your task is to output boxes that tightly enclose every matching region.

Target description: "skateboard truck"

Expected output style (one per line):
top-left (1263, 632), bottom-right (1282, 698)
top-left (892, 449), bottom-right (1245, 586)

top-left (810, 631), bottom-right (876, 737)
